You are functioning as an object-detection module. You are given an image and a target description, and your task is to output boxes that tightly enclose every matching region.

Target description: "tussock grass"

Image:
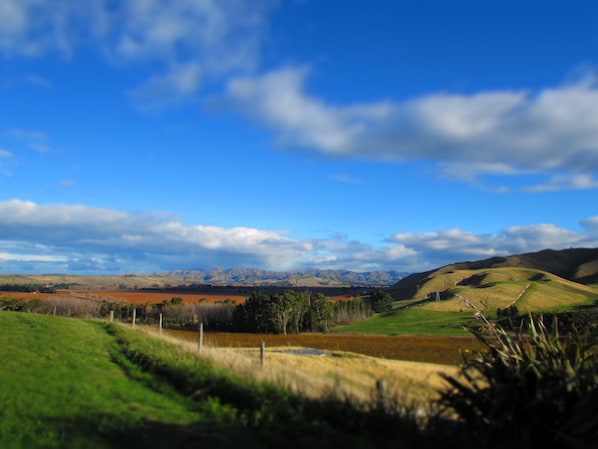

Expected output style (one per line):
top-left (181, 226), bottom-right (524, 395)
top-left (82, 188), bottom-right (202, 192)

top-left (439, 297), bottom-right (598, 447)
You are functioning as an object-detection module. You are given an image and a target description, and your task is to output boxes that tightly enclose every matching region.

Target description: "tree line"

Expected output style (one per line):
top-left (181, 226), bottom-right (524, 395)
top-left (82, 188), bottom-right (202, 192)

top-left (232, 290), bottom-right (372, 334)
top-left (0, 289), bottom-right (376, 334)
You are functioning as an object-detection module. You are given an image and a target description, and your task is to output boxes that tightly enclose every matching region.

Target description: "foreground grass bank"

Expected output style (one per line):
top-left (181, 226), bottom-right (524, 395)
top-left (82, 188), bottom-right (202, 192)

top-left (0, 312), bottom-right (437, 449)
top-left (2, 311), bottom-right (596, 449)
top-left (0, 313), bottom-right (242, 448)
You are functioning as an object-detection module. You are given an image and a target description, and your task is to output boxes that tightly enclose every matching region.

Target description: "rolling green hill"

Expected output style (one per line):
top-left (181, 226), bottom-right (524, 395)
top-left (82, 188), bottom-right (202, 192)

top-left (337, 248), bottom-right (598, 335)
top-left (391, 247), bottom-right (598, 301)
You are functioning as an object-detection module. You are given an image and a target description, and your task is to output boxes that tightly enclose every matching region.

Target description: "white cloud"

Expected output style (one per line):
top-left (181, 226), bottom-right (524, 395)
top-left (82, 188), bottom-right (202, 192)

top-left (226, 67), bottom-right (598, 189)
top-left (0, 199), bottom-right (596, 275)
top-left (0, 252), bottom-right (67, 263)
top-left (0, 0), bottom-right (31, 55)
top-left (227, 66), bottom-right (394, 154)
top-left (581, 216), bottom-right (598, 230)
top-left (0, 199), bottom-right (312, 273)
top-left (524, 174), bottom-right (598, 192)
top-left (0, 0), bottom-right (274, 95)
top-left (389, 223), bottom-right (597, 269)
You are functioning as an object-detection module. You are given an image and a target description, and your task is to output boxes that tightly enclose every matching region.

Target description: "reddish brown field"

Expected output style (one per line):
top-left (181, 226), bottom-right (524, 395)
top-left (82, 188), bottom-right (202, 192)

top-left (1, 290), bottom-right (356, 305)
top-left (0, 290), bottom-right (247, 304)
top-left (166, 329), bottom-right (484, 365)
top-left (0, 292), bottom-right (44, 300)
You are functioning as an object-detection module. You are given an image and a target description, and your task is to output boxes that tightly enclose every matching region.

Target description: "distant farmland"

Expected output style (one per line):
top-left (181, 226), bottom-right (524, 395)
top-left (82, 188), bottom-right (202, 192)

top-left (0, 287), bottom-right (360, 305)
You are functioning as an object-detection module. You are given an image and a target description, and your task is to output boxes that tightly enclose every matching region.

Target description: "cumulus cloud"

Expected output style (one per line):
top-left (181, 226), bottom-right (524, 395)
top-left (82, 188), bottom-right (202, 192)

top-left (389, 223), bottom-right (598, 269)
top-left (0, 199), bottom-right (315, 273)
top-left (0, 199), bottom-right (596, 275)
top-left (226, 67), bottom-right (598, 188)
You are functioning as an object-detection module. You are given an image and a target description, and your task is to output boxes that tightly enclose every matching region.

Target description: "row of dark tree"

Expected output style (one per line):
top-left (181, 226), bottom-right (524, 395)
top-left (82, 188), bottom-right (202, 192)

top-left (232, 290), bottom-right (372, 334)
top-left (0, 283), bottom-right (56, 293)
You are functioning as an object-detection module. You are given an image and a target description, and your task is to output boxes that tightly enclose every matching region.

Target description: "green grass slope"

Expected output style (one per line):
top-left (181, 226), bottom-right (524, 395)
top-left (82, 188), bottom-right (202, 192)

top-left (0, 313), bottom-right (241, 449)
top-left (0, 312), bottom-right (436, 449)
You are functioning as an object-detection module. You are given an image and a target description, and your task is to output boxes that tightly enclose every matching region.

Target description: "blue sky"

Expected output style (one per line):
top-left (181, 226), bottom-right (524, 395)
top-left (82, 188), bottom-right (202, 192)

top-left (1, 0), bottom-right (597, 275)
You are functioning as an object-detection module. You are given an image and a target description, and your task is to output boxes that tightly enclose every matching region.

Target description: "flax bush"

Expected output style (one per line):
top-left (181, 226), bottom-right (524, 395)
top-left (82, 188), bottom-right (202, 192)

top-left (437, 297), bottom-right (598, 448)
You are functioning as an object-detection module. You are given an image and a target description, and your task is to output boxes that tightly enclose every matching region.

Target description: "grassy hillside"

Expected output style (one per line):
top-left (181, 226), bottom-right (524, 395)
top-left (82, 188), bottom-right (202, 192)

top-left (339, 257), bottom-right (598, 335)
top-left (407, 267), bottom-right (596, 313)
top-left (392, 247), bottom-right (598, 300)
top-left (0, 312), bottom-right (462, 449)
top-left (0, 313), bottom-right (244, 449)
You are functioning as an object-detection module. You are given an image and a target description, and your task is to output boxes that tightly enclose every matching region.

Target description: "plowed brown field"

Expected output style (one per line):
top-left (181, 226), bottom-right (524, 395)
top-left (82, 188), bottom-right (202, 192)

top-left (165, 329), bottom-right (484, 365)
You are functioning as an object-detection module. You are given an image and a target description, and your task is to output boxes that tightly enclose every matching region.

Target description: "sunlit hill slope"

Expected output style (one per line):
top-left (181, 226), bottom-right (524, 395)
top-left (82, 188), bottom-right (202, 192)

top-left (389, 247), bottom-right (598, 314)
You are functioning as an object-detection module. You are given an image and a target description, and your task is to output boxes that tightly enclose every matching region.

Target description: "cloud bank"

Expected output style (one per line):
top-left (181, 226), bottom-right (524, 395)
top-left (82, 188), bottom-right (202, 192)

top-left (1, 200), bottom-right (596, 274)
top-left (226, 66), bottom-right (598, 188)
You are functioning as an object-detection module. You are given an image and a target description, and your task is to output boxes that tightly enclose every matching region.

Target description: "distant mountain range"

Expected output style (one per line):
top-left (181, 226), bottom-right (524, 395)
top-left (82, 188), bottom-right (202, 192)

top-left (156, 268), bottom-right (409, 287)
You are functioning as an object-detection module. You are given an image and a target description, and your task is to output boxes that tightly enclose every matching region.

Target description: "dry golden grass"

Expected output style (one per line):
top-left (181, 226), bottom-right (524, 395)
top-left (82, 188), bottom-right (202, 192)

top-left (516, 280), bottom-right (596, 312)
top-left (416, 267), bottom-right (597, 315)
top-left (140, 326), bottom-right (459, 408)
top-left (422, 283), bottom-right (525, 313)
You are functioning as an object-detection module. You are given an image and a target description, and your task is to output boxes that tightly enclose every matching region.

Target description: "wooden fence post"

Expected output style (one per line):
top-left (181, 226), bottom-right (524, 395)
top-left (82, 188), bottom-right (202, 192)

top-left (52, 306), bottom-right (56, 316)
top-left (110, 310), bottom-right (114, 323)
top-left (197, 322), bottom-right (204, 353)
top-left (376, 379), bottom-right (388, 410)
top-left (159, 313), bottom-right (163, 334)
top-left (260, 341), bottom-right (266, 367)
top-left (132, 308), bottom-right (136, 328)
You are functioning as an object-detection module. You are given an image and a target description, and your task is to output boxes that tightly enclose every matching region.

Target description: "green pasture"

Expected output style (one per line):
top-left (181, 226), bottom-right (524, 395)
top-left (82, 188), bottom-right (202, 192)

top-left (334, 307), bottom-right (475, 336)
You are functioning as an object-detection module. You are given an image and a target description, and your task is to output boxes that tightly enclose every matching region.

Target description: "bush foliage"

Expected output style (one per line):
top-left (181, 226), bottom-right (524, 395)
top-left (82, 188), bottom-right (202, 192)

top-left (437, 296), bottom-right (598, 448)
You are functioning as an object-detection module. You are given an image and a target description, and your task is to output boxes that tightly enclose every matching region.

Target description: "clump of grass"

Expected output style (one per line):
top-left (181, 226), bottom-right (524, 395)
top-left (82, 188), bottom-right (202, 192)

top-left (436, 296), bottom-right (598, 448)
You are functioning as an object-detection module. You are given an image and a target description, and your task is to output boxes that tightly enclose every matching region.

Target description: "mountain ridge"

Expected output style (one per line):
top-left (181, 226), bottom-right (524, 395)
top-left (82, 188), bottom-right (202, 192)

top-left (155, 267), bottom-right (408, 286)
